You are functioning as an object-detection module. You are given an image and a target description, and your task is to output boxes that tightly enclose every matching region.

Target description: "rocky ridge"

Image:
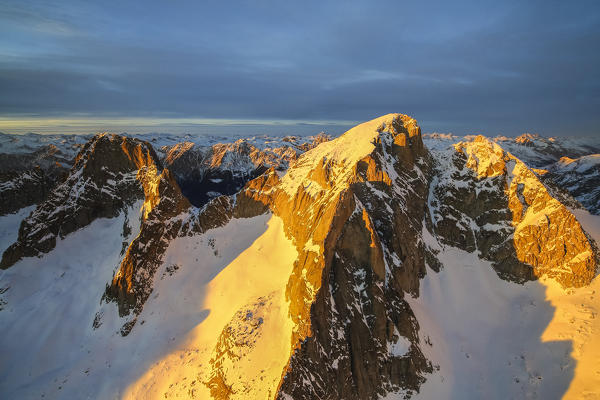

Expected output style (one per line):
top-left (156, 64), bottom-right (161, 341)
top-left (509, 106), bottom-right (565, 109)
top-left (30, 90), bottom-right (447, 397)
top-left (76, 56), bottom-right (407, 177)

top-left (428, 135), bottom-right (596, 287)
top-left (269, 114), bottom-right (433, 399)
top-left (0, 132), bottom-right (91, 215)
top-left (1, 133), bottom-right (164, 268)
top-left (496, 133), bottom-right (600, 167)
top-left (0, 145), bottom-right (72, 216)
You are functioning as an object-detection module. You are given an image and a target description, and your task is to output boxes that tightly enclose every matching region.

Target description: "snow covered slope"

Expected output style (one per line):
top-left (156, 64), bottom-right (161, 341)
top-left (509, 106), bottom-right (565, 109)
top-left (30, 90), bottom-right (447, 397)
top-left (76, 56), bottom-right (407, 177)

top-left (0, 209), bottom-right (296, 399)
top-left (406, 226), bottom-right (600, 400)
top-left (407, 135), bottom-right (600, 400)
top-left (0, 205), bottom-right (143, 399)
top-left (124, 214), bottom-right (298, 399)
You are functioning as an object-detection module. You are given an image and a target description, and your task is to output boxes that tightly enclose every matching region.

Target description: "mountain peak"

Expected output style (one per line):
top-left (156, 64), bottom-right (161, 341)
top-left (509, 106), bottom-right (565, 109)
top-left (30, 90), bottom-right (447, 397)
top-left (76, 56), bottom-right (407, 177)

top-left (515, 132), bottom-right (540, 145)
top-left (1, 134), bottom-right (164, 268)
top-left (279, 113), bottom-right (423, 197)
top-left (441, 135), bottom-right (596, 287)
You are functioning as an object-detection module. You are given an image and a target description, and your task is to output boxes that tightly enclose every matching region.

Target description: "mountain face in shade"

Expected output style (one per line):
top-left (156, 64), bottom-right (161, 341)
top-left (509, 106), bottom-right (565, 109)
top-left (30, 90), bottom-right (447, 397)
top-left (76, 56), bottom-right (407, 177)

top-left (547, 155), bottom-right (600, 215)
top-left (0, 144), bottom-right (72, 216)
top-left (0, 117), bottom-right (599, 399)
top-left (160, 133), bottom-right (331, 207)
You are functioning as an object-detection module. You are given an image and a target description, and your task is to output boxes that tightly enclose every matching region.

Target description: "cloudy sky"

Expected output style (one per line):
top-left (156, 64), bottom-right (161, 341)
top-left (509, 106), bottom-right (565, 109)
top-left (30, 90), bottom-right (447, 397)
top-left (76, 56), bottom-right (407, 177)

top-left (1, 0), bottom-right (599, 136)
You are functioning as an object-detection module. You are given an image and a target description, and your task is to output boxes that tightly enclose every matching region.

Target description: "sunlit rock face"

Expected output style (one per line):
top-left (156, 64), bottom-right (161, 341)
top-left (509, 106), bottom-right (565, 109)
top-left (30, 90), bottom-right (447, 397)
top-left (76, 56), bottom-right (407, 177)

top-left (230, 114), bottom-right (433, 398)
top-left (105, 168), bottom-right (192, 327)
top-left (429, 135), bottom-right (596, 287)
top-left (489, 134), bottom-right (600, 216)
top-left (102, 136), bottom-right (308, 333)
top-left (1, 133), bottom-right (163, 268)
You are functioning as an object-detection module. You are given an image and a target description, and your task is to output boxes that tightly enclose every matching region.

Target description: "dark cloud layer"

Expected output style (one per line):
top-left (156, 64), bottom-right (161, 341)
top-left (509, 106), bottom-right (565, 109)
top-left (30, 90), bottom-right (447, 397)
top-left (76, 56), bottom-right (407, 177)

top-left (1, 0), bottom-right (599, 135)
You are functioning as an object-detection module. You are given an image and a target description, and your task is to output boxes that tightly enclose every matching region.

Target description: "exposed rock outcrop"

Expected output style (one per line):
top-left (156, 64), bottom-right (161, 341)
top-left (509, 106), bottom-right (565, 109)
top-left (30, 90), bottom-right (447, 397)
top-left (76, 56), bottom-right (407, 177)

top-left (104, 168), bottom-right (192, 323)
top-left (429, 135), bottom-right (596, 287)
top-left (104, 178), bottom-right (270, 332)
top-left (271, 114), bottom-right (432, 399)
top-left (2, 119), bottom-right (599, 399)
top-left (99, 114), bottom-right (435, 395)
top-left (202, 114), bottom-right (434, 398)
top-left (0, 133), bottom-right (162, 268)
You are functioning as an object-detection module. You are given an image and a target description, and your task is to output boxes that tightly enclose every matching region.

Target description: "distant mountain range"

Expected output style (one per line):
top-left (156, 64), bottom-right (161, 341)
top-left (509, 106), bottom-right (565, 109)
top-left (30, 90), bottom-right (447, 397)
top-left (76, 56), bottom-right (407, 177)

top-left (0, 117), bottom-right (599, 399)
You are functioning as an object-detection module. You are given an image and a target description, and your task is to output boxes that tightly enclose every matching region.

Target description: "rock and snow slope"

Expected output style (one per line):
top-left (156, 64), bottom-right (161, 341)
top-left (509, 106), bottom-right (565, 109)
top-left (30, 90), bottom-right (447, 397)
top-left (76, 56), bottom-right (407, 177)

top-left (413, 136), bottom-right (600, 400)
top-left (1, 133), bottom-right (166, 268)
top-left (124, 214), bottom-right (298, 399)
top-left (406, 231), bottom-right (600, 400)
top-left (106, 113), bottom-right (433, 398)
top-left (424, 132), bottom-right (600, 217)
top-left (548, 155), bottom-right (600, 215)
top-left (0, 131), bottom-right (331, 211)
top-left (401, 209), bottom-right (600, 400)
top-left (0, 117), bottom-right (599, 399)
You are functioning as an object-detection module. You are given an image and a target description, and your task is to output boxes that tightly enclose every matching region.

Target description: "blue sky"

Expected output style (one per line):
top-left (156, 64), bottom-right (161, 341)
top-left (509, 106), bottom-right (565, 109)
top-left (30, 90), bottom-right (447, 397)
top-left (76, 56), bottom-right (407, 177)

top-left (1, 0), bottom-right (599, 136)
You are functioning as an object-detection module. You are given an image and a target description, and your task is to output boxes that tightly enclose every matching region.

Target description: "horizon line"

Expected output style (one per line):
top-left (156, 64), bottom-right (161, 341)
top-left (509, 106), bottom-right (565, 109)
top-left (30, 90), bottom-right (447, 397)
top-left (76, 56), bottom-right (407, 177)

top-left (0, 116), bottom-right (360, 128)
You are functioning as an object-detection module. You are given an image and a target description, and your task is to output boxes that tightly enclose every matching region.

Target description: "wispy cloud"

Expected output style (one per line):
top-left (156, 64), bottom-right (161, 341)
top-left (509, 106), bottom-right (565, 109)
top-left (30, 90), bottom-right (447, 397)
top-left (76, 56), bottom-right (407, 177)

top-left (0, 0), bottom-right (599, 135)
